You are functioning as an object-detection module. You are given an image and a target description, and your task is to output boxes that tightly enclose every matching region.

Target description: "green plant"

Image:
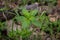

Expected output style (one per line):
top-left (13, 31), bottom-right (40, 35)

top-left (31, 0), bottom-right (36, 3)
top-left (21, 0), bottom-right (28, 5)
top-left (39, 11), bottom-right (54, 35)
top-left (39, 11), bottom-right (50, 31)
top-left (15, 8), bottom-right (41, 29)
top-left (15, 8), bottom-right (41, 39)
top-left (0, 22), bottom-right (7, 31)
top-left (19, 29), bottom-right (32, 38)
top-left (56, 20), bottom-right (60, 33)
top-left (8, 8), bottom-right (41, 40)
top-left (38, 11), bottom-right (60, 35)
top-left (37, 0), bottom-right (57, 6)
top-left (0, 22), bottom-right (8, 40)
top-left (46, 0), bottom-right (57, 6)
top-left (8, 31), bottom-right (18, 40)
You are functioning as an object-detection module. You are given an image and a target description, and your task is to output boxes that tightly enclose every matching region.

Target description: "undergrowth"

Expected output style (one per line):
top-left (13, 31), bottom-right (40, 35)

top-left (0, 0), bottom-right (59, 40)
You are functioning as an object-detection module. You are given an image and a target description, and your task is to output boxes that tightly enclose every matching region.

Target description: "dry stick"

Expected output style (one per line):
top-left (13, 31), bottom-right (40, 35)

top-left (2, 12), bottom-right (9, 39)
top-left (3, 12), bottom-right (7, 21)
top-left (3, 12), bottom-right (14, 40)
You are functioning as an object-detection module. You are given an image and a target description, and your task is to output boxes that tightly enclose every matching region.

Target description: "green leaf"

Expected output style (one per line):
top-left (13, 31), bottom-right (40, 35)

top-left (19, 29), bottom-right (31, 38)
top-left (15, 16), bottom-right (30, 29)
top-left (30, 17), bottom-right (41, 28)
top-left (30, 9), bottom-right (38, 16)
top-left (8, 31), bottom-right (17, 38)
top-left (22, 8), bottom-right (31, 18)
top-left (22, 19), bottom-right (30, 29)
